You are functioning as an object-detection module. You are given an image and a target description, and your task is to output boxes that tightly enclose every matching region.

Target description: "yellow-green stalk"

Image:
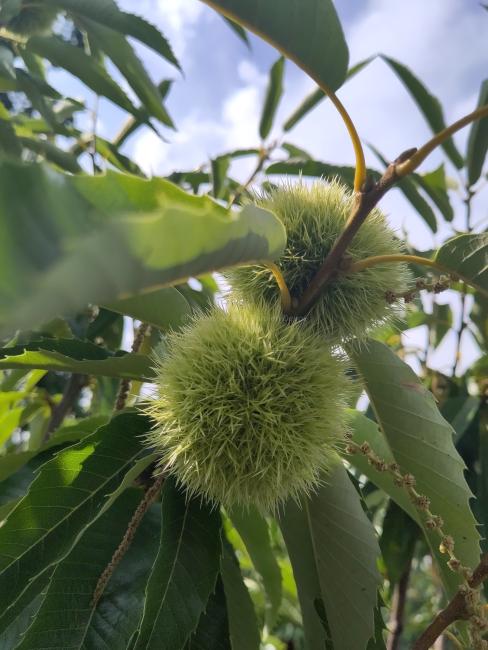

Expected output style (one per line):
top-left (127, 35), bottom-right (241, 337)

top-left (227, 180), bottom-right (412, 344)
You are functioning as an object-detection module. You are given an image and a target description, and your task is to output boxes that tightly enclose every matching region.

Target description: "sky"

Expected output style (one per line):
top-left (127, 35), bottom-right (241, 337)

top-left (75, 0), bottom-right (488, 375)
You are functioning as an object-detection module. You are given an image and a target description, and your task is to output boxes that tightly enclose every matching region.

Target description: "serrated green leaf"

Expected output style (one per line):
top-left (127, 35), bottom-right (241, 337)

top-left (200, 0), bottom-right (348, 92)
top-left (415, 164), bottom-right (454, 222)
top-left (221, 539), bottom-right (260, 650)
top-left (0, 406), bottom-right (24, 446)
top-left (281, 142), bottom-right (312, 159)
top-left (0, 415), bottom-right (108, 483)
top-left (228, 506), bottom-right (282, 627)
top-left (71, 130), bottom-right (144, 176)
top-left (211, 155), bottom-right (231, 199)
top-left (266, 159), bottom-right (359, 187)
top-left (112, 80), bottom-right (173, 149)
top-left (43, 0), bottom-right (180, 69)
top-left (26, 35), bottom-right (142, 119)
top-left (186, 577), bottom-right (231, 650)
top-left (446, 395), bottom-right (481, 443)
top-left (379, 501), bottom-right (419, 587)
top-left (16, 489), bottom-right (144, 649)
top-left (0, 411), bottom-right (150, 615)
top-left (430, 302), bottom-right (452, 348)
top-left (0, 572), bottom-right (48, 643)
top-left (134, 478), bottom-right (222, 650)
top-left (283, 56), bottom-right (374, 131)
top-left (279, 463), bottom-right (381, 650)
top-left (0, 118), bottom-right (22, 157)
top-left (83, 501), bottom-right (161, 649)
top-left (0, 338), bottom-right (153, 380)
top-left (368, 144), bottom-right (437, 232)
top-left (467, 79), bottom-right (488, 187)
top-left (0, 160), bottom-right (285, 335)
top-left (351, 341), bottom-right (481, 588)
top-left (479, 406), bottom-right (488, 557)
top-left (19, 136), bottom-right (82, 173)
top-left (259, 56), bottom-right (285, 140)
top-left (221, 16), bottom-right (250, 48)
top-left (98, 453), bottom-right (157, 521)
top-left (398, 176), bottom-right (438, 232)
top-left (80, 18), bottom-right (174, 127)
top-left (381, 56), bottom-right (463, 169)
top-left (0, 497), bottom-right (19, 522)
top-left (346, 410), bottom-right (461, 597)
top-left (435, 233), bottom-right (488, 297)
top-left (104, 287), bottom-right (191, 330)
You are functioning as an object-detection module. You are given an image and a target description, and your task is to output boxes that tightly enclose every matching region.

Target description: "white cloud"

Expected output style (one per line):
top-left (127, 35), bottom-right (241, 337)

top-left (155, 0), bottom-right (204, 59)
top-left (133, 59), bottom-right (266, 176)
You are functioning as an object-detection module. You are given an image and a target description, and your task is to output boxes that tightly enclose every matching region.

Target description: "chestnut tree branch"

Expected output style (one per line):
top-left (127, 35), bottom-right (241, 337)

top-left (44, 373), bottom-right (87, 443)
top-left (293, 147), bottom-right (417, 317)
top-left (412, 553), bottom-right (488, 650)
top-left (387, 561), bottom-right (412, 650)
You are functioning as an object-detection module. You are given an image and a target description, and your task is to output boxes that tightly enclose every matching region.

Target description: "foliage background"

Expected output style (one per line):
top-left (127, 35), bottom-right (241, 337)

top-left (0, 1), bottom-right (486, 649)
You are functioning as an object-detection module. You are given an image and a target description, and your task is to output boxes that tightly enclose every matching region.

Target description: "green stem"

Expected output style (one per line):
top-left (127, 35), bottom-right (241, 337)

top-left (348, 254), bottom-right (487, 299)
top-left (396, 104), bottom-right (488, 177)
top-left (348, 254), bottom-right (442, 273)
top-left (266, 262), bottom-right (292, 313)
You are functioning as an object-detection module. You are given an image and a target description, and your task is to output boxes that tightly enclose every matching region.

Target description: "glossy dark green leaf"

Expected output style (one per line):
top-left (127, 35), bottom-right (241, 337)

top-left (441, 394), bottom-right (480, 445)
top-left (104, 286), bottom-right (191, 330)
top-left (279, 463), bottom-right (380, 650)
top-left (381, 56), bottom-right (463, 169)
top-left (0, 411), bottom-right (150, 614)
top-left (467, 79), bottom-right (488, 187)
top-left (0, 415), bottom-right (108, 483)
top-left (134, 478), bottom-right (222, 650)
top-left (229, 506), bottom-right (282, 626)
top-left (83, 502), bottom-right (161, 649)
top-left (221, 539), bottom-right (260, 650)
top-left (435, 233), bottom-right (488, 297)
top-left (351, 341), bottom-right (481, 589)
top-left (283, 56), bottom-right (374, 131)
top-left (16, 489), bottom-right (144, 649)
top-left (0, 160), bottom-right (285, 335)
top-left (200, 0), bottom-right (348, 92)
top-left (259, 56), bottom-right (285, 140)
top-left (0, 338), bottom-right (153, 380)
top-left (379, 501), bottom-right (419, 587)
top-left (366, 604), bottom-right (387, 650)
top-left (0, 572), bottom-right (48, 643)
top-left (186, 577), bottom-right (231, 650)
top-left (478, 404), bottom-right (488, 555)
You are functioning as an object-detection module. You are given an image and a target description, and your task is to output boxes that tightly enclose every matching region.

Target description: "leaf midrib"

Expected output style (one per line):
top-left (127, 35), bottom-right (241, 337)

top-left (145, 505), bottom-right (190, 648)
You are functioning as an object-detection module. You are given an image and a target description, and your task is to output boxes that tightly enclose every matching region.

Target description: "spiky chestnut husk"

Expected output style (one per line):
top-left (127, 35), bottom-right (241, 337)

top-left (145, 301), bottom-right (350, 512)
top-left (6, 6), bottom-right (58, 36)
top-left (226, 181), bottom-right (412, 344)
